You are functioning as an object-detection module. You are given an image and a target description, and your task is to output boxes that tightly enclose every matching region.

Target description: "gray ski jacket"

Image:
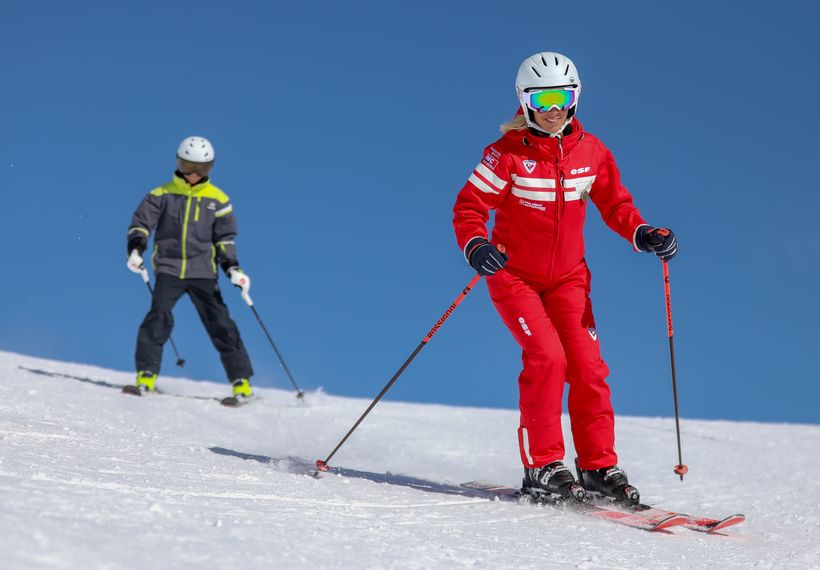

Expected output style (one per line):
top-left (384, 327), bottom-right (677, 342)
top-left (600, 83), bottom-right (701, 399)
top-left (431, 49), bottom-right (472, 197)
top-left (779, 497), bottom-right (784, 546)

top-left (128, 174), bottom-right (240, 279)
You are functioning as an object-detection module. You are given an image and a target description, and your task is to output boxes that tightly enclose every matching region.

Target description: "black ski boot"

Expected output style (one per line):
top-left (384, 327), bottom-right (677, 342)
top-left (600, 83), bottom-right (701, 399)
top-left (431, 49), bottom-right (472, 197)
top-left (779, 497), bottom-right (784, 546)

top-left (522, 461), bottom-right (586, 502)
top-left (575, 458), bottom-right (640, 505)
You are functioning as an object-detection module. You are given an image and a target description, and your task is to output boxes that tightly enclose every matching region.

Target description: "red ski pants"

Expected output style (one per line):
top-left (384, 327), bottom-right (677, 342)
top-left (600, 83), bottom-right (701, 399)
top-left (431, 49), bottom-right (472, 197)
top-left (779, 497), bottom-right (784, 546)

top-left (486, 262), bottom-right (617, 470)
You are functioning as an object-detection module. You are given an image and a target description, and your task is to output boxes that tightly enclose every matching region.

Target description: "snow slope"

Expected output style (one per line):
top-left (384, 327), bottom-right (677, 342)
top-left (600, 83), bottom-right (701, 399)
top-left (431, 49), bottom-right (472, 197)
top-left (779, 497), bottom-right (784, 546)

top-left (0, 351), bottom-right (817, 570)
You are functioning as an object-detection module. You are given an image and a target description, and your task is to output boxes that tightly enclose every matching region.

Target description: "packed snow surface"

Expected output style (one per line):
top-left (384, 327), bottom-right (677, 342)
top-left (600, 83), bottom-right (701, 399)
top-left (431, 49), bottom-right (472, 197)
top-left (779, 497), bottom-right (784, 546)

top-left (0, 351), bottom-right (818, 569)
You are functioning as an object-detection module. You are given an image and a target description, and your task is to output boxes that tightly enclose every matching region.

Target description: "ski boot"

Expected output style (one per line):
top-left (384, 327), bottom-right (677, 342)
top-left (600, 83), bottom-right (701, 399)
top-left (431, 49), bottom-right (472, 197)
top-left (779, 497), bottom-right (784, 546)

top-left (122, 371), bottom-right (157, 396)
top-left (575, 458), bottom-right (640, 505)
top-left (221, 378), bottom-right (252, 407)
top-left (522, 461), bottom-right (586, 503)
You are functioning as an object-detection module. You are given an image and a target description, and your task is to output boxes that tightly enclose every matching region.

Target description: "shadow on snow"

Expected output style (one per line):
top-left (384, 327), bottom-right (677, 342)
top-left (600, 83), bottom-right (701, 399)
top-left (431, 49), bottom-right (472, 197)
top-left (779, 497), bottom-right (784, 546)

top-left (208, 446), bottom-right (497, 500)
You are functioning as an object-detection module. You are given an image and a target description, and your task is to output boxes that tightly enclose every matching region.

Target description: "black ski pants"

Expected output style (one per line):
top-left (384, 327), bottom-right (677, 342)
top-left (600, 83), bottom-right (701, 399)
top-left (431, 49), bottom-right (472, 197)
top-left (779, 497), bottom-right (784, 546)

top-left (135, 273), bottom-right (253, 381)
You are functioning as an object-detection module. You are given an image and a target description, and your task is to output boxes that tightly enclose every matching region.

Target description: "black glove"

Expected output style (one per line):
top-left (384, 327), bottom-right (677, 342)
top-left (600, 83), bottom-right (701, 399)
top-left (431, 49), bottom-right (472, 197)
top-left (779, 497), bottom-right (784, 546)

top-left (466, 237), bottom-right (508, 276)
top-left (127, 234), bottom-right (147, 256)
top-left (635, 225), bottom-right (677, 261)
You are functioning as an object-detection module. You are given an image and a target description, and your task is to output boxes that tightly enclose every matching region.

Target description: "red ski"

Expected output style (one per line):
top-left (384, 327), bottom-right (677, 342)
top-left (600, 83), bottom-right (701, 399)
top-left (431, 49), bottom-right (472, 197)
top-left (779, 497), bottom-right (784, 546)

top-left (623, 503), bottom-right (745, 533)
top-left (460, 481), bottom-right (689, 533)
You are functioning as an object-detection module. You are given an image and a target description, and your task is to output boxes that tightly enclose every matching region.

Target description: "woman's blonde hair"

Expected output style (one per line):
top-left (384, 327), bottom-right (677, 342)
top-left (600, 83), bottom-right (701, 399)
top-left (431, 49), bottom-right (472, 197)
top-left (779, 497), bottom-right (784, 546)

top-left (500, 113), bottom-right (527, 134)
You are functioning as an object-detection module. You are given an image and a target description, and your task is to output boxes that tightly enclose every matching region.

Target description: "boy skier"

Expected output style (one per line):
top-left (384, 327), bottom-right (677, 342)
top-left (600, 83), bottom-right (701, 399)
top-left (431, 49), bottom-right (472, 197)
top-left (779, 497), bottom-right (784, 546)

top-left (125, 136), bottom-right (254, 401)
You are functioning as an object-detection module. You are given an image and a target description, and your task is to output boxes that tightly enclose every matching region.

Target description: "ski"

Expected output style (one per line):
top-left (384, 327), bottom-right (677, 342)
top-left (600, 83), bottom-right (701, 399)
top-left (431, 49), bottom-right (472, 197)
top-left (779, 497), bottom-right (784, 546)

top-left (462, 480), bottom-right (744, 534)
top-left (121, 384), bottom-right (144, 396)
top-left (616, 502), bottom-right (745, 533)
top-left (220, 396), bottom-right (244, 407)
top-left (570, 460), bottom-right (745, 533)
top-left (460, 481), bottom-right (689, 532)
top-left (120, 386), bottom-right (255, 407)
top-left (20, 366), bottom-right (239, 404)
top-left (220, 395), bottom-right (256, 408)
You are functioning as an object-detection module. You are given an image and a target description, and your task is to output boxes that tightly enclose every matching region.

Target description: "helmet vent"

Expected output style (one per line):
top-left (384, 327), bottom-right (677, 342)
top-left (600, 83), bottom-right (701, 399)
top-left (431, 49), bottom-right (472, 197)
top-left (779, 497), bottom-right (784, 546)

top-left (564, 64), bottom-right (570, 75)
top-left (541, 54), bottom-right (548, 66)
top-left (554, 55), bottom-right (559, 66)
top-left (531, 66), bottom-right (541, 78)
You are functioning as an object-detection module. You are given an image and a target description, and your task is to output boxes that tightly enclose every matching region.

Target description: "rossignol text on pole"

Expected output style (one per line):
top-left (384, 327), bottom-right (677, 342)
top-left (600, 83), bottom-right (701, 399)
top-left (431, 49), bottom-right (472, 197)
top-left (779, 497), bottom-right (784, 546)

top-left (662, 260), bottom-right (688, 481)
top-left (239, 290), bottom-right (305, 399)
top-left (141, 269), bottom-right (185, 367)
top-left (314, 274), bottom-right (482, 475)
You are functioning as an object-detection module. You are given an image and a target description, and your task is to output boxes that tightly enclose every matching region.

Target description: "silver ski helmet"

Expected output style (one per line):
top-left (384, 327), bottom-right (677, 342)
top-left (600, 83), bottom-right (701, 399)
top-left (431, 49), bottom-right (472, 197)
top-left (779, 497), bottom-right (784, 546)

top-left (176, 136), bottom-right (215, 177)
top-left (515, 52), bottom-right (581, 134)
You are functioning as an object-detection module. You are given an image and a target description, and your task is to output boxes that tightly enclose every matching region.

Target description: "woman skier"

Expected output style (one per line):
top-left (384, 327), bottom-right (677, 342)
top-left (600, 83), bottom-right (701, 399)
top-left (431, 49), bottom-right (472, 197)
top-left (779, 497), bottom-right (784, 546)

top-left (452, 52), bottom-right (677, 503)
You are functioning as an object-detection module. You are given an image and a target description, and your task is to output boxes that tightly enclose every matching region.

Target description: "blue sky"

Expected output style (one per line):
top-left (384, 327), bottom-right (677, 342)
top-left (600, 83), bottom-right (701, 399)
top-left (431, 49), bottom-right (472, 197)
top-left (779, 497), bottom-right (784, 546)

top-left (2, 1), bottom-right (818, 424)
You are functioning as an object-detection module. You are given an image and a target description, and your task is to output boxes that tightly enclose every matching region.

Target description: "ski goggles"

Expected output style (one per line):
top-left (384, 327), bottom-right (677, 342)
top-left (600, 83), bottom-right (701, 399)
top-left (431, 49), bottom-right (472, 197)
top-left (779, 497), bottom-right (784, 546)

top-left (523, 88), bottom-right (577, 112)
top-left (177, 157), bottom-right (214, 177)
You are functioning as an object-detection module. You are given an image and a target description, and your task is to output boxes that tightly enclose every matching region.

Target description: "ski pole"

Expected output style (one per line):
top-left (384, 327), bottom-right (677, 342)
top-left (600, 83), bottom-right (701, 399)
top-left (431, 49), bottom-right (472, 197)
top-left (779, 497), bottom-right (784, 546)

top-left (239, 291), bottom-right (305, 399)
top-left (141, 268), bottom-right (186, 367)
top-left (662, 260), bottom-right (687, 481)
top-left (314, 274), bottom-right (482, 476)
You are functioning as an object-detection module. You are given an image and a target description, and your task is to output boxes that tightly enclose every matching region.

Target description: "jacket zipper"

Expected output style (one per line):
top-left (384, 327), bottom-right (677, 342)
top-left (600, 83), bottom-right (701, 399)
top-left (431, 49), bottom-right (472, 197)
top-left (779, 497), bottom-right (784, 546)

top-left (180, 192), bottom-right (193, 279)
top-left (548, 138), bottom-right (564, 281)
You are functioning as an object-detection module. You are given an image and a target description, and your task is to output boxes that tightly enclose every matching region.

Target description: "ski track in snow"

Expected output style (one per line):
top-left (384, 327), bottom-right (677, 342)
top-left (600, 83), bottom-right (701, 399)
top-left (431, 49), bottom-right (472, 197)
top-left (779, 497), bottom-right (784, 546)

top-left (0, 350), bottom-right (818, 569)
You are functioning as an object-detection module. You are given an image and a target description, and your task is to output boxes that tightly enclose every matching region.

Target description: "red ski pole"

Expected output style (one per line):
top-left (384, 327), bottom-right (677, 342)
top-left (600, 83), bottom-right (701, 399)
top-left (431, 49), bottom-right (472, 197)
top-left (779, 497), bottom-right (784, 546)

top-left (662, 260), bottom-right (688, 481)
top-left (315, 274), bottom-right (482, 476)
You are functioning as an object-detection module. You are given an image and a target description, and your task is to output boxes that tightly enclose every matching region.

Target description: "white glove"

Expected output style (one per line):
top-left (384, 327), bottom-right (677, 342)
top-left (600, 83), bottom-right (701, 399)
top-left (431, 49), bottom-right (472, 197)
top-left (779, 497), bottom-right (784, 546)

top-left (228, 268), bottom-right (252, 305)
top-left (127, 249), bottom-right (145, 274)
top-left (229, 267), bottom-right (250, 292)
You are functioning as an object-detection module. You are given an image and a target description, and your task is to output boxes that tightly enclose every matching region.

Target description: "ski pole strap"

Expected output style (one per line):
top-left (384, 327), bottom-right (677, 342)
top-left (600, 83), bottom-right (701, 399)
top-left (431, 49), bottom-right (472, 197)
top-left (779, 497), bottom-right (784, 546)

top-left (663, 260), bottom-right (673, 338)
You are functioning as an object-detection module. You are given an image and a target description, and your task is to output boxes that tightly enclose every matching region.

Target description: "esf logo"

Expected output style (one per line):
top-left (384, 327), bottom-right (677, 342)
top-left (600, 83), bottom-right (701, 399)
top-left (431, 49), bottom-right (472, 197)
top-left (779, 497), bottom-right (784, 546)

top-left (571, 166), bottom-right (590, 175)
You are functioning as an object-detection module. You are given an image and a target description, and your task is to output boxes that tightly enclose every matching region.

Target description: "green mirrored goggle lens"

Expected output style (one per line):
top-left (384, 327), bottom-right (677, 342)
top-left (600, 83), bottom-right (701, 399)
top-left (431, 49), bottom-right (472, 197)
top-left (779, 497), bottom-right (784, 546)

top-left (526, 89), bottom-right (576, 112)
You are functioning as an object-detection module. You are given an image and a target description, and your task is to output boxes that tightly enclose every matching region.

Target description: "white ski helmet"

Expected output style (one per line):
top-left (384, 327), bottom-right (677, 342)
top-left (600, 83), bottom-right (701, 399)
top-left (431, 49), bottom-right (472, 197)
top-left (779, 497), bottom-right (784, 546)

top-left (177, 136), bottom-right (215, 162)
top-left (176, 136), bottom-right (215, 177)
top-left (515, 52), bottom-right (582, 134)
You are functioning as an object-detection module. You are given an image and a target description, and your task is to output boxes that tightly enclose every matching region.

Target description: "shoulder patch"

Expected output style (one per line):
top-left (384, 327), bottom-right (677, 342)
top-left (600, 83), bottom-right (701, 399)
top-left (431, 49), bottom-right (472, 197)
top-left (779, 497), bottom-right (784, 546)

top-left (149, 187), bottom-right (167, 197)
top-left (481, 146), bottom-right (502, 171)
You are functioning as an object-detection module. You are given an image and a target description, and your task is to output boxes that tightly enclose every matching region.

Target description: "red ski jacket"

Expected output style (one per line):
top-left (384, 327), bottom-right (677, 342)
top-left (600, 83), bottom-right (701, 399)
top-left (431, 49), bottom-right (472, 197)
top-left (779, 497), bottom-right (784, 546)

top-left (453, 118), bottom-right (647, 283)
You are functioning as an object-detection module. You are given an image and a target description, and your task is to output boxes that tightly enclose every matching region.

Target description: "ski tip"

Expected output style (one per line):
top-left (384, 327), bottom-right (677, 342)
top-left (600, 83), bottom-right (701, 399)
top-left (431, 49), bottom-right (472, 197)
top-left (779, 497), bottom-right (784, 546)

top-left (221, 394), bottom-right (254, 407)
top-left (705, 514), bottom-right (746, 533)
top-left (460, 480), bottom-right (512, 492)
top-left (653, 514), bottom-right (691, 531)
top-left (121, 385), bottom-right (142, 396)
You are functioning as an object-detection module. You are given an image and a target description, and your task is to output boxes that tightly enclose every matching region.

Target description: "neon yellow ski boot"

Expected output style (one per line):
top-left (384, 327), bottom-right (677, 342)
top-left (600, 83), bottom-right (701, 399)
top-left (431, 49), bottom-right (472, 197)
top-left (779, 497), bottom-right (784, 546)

top-left (232, 378), bottom-right (252, 399)
top-left (136, 371), bottom-right (157, 392)
top-left (123, 371), bottom-right (157, 396)
top-left (221, 378), bottom-right (252, 407)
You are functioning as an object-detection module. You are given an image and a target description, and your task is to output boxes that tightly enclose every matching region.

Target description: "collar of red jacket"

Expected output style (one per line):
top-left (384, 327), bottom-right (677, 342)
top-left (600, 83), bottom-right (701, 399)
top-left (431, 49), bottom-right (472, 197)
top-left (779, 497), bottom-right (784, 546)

top-left (505, 111), bottom-right (585, 154)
